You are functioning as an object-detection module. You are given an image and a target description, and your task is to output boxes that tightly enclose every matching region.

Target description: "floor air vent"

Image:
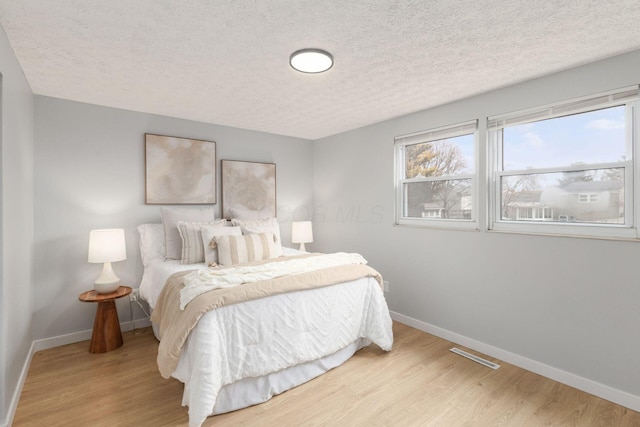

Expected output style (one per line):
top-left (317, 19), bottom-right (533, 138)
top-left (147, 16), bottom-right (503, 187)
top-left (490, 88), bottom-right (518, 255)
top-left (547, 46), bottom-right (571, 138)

top-left (450, 347), bottom-right (500, 370)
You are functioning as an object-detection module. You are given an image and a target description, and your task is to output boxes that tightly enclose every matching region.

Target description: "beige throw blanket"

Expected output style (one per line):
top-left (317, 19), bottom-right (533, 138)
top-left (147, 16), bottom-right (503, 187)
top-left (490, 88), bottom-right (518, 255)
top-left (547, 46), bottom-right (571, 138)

top-left (179, 252), bottom-right (370, 308)
top-left (151, 254), bottom-right (383, 378)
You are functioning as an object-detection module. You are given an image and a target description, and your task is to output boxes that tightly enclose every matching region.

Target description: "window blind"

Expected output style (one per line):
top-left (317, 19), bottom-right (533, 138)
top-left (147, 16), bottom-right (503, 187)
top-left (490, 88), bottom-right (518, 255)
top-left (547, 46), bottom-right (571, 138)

top-left (488, 86), bottom-right (639, 130)
top-left (395, 120), bottom-right (478, 146)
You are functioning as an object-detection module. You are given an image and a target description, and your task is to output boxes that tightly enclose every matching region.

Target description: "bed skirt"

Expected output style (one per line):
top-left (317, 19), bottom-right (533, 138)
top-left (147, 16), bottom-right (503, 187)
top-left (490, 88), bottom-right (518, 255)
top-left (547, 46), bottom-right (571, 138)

top-left (151, 318), bottom-right (369, 416)
top-left (209, 338), bottom-right (369, 415)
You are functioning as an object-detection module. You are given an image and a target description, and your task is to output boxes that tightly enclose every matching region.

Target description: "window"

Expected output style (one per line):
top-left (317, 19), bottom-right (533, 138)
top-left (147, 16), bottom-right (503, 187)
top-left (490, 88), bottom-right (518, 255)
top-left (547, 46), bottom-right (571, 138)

top-left (578, 193), bottom-right (598, 203)
top-left (395, 120), bottom-right (478, 228)
top-left (488, 86), bottom-right (638, 238)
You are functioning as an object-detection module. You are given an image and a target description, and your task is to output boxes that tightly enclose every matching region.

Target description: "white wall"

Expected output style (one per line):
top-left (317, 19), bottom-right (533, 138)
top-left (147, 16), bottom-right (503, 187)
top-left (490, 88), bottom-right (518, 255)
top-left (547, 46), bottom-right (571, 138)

top-left (33, 96), bottom-right (313, 340)
top-left (0, 24), bottom-right (34, 426)
top-left (313, 50), bottom-right (640, 404)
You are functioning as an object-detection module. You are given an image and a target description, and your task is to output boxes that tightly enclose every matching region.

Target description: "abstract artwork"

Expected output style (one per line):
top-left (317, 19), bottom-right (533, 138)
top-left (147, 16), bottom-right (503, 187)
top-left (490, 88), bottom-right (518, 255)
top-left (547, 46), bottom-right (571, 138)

top-left (221, 160), bottom-right (276, 218)
top-left (145, 134), bottom-right (216, 204)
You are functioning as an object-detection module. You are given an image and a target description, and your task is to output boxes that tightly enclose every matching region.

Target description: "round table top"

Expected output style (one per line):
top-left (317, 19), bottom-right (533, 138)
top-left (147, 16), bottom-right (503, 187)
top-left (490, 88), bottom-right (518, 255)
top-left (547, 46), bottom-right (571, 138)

top-left (79, 286), bottom-right (132, 302)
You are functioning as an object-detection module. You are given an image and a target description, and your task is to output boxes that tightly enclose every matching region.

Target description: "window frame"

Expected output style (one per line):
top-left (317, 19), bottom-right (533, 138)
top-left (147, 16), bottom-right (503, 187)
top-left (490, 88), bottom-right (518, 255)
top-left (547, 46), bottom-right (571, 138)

top-left (394, 120), bottom-right (479, 229)
top-left (487, 86), bottom-right (639, 239)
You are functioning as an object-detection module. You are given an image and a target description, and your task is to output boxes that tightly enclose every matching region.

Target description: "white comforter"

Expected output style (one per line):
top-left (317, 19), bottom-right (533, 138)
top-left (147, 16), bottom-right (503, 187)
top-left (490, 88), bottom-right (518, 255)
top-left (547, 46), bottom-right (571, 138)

top-left (175, 276), bottom-right (392, 427)
top-left (140, 251), bottom-right (393, 427)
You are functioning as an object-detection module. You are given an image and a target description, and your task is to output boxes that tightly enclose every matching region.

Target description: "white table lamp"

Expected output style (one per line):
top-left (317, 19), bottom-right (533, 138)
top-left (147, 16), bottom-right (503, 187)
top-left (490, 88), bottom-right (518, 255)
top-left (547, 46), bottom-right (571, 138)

top-left (292, 221), bottom-right (313, 252)
top-left (88, 228), bottom-right (126, 294)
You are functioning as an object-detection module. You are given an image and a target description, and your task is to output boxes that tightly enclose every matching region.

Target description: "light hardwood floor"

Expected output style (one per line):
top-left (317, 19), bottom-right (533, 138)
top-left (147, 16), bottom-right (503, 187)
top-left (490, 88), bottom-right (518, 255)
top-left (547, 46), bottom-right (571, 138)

top-left (14, 322), bottom-right (640, 426)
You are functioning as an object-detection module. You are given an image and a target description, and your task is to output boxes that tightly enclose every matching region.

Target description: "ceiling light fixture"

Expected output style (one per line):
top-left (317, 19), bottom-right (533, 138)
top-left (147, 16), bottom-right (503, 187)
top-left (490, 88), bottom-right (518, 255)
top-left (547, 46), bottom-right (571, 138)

top-left (289, 48), bottom-right (334, 73)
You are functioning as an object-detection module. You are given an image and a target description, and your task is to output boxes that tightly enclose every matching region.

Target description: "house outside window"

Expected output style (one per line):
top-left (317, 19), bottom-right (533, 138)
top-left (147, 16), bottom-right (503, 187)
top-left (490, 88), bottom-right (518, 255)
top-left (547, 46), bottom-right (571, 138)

top-left (395, 120), bottom-right (478, 229)
top-left (488, 86), bottom-right (638, 238)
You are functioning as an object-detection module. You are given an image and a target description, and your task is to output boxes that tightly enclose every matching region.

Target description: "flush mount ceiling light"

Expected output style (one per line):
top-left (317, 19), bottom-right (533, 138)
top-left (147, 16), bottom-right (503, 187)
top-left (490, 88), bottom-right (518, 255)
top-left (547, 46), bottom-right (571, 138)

top-left (289, 48), bottom-right (334, 73)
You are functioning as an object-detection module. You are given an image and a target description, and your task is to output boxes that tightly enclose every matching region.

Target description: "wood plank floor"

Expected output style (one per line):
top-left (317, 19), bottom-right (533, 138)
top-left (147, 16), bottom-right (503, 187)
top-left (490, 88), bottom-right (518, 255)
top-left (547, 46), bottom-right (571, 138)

top-left (14, 322), bottom-right (640, 426)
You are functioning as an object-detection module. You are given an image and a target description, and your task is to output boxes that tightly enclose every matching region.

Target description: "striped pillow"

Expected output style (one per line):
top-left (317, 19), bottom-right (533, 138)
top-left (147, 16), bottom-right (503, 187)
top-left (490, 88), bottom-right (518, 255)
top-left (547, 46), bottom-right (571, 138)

top-left (215, 232), bottom-right (282, 266)
top-left (201, 225), bottom-right (242, 266)
top-left (230, 218), bottom-right (281, 244)
top-left (161, 206), bottom-right (219, 259)
top-left (177, 220), bottom-right (227, 264)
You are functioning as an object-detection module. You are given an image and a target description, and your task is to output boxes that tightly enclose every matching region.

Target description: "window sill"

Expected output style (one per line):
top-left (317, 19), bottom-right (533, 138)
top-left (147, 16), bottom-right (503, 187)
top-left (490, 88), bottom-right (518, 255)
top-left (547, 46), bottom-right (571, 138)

top-left (489, 221), bottom-right (638, 241)
top-left (395, 218), bottom-right (479, 232)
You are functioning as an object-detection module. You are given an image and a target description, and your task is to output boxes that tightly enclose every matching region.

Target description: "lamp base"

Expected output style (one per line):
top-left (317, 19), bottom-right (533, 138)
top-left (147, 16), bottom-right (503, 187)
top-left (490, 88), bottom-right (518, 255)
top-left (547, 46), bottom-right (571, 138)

top-left (94, 281), bottom-right (120, 294)
top-left (94, 262), bottom-right (121, 294)
top-left (299, 242), bottom-right (306, 252)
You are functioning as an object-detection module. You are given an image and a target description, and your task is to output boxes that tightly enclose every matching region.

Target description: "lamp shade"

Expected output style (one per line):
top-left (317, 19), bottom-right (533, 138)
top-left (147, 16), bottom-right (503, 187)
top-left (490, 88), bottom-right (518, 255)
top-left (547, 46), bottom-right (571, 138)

top-left (88, 229), bottom-right (126, 294)
top-left (292, 221), bottom-right (313, 251)
top-left (88, 229), bottom-right (127, 263)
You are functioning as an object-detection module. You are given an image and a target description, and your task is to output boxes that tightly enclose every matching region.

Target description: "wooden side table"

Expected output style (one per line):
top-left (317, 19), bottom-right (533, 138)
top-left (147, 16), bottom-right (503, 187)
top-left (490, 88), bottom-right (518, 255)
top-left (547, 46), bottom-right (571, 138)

top-left (79, 286), bottom-right (132, 354)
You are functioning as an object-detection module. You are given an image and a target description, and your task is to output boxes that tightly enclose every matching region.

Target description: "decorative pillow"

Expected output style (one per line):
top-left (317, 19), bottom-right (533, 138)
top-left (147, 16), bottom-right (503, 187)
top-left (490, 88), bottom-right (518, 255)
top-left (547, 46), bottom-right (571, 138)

top-left (177, 221), bottom-right (228, 265)
top-left (215, 232), bottom-right (282, 266)
top-left (201, 225), bottom-right (242, 266)
top-left (160, 206), bottom-right (221, 259)
top-left (229, 206), bottom-right (273, 220)
top-left (137, 223), bottom-right (165, 267)
top-left (231, 218), bottom-right (281, 244)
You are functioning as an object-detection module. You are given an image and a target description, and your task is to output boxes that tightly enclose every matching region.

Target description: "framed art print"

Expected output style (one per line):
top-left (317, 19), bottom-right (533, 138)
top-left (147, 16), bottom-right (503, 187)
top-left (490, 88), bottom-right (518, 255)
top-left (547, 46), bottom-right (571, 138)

top-left (145, 134), bottom-right (216, 204)
top-left (221, 160), bottom-right (276, 218)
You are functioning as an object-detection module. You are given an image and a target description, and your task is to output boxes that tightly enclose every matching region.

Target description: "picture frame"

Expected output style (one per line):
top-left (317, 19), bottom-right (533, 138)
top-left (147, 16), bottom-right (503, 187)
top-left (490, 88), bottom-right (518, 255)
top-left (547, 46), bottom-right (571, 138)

top-left (221, 160), bottom-right (277, 219)
top-left (145, 134), bottom-right (216, 204)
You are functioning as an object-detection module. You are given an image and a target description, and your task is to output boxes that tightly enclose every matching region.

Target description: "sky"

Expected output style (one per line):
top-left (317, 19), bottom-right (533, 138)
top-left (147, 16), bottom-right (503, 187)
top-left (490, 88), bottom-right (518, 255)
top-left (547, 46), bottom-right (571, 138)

top-left (503, 105), bottom-right (626, 171)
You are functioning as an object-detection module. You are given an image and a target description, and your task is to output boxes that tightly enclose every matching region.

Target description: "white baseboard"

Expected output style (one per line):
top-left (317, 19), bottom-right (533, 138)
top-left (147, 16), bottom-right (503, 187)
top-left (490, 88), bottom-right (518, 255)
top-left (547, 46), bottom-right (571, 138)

top-left (32, 317), bottom-right (151, 352)
top-left (1, 340), bottom-right (35, 427)
top-left (390, 311), bottom-right (640, 413)
top-left (4, 316), bottom-right (151, 426)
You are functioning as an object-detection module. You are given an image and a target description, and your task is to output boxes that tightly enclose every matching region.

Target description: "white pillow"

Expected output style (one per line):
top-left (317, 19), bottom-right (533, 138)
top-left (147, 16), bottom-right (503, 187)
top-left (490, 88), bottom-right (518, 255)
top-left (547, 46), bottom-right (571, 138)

top-left (201, 226), bottom-right (243, 266)
top-left (160, 206), bottom-right (220, 259)
top-left (177, 221), bottom-right (228, 265)
top-left (231, 218), bottom-right (281, 244)
top-left (229, 206), bottom-right (273, 220)
top-left (137, 223), bottom-right (165, 267)
top-left (215, 232), bottom-right (282, 266)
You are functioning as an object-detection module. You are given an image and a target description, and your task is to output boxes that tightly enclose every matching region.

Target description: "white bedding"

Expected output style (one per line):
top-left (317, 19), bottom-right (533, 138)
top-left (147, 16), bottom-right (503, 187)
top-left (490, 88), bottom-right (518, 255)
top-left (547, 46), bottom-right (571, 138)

top-left (177, 276), bottom-right (392, 426)
top-left (139, 246), bottom-right (304, 311)
top-left (208, 338), bottom-right (368, 415)
top-left (140, 259), bottom-right (195, 311)
top-left (140, 248), bottom-right (393, 427)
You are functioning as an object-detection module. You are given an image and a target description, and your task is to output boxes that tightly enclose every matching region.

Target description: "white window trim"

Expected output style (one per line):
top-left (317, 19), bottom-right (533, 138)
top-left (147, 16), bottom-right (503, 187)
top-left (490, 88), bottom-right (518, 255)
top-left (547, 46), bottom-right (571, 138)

top-left (395, 120), bottom-right (479, 230)
top-left (488, 86), bottom-right (639, 239)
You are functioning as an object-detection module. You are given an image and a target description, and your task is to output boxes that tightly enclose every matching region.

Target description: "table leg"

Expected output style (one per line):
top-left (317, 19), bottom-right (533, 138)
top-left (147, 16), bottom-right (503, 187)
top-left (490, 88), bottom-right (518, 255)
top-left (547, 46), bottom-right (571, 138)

top-left (89, 300), bottom-right (124, 354)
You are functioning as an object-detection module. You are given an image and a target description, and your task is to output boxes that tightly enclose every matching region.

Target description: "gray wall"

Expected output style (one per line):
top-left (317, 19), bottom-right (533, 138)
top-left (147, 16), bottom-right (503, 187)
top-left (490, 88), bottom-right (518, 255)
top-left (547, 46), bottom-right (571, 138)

top-left (313, 50), bottom-right (640, 399)
top-left (33, 96), bottom-right (313, 340)
top-left (0, 24), bottom-right (34, 425)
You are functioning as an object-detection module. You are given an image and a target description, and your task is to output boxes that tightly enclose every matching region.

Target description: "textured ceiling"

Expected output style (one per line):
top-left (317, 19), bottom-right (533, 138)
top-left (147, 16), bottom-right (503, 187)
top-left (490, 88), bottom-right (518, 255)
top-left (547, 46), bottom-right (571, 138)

top-left (1, 1), bottom-right (640, 140)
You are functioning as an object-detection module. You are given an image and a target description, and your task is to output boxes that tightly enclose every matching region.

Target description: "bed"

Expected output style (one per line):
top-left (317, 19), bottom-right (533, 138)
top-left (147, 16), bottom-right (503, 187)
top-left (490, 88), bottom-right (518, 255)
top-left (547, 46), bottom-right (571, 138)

top-left (138, 212), bottom-right (393, 427)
